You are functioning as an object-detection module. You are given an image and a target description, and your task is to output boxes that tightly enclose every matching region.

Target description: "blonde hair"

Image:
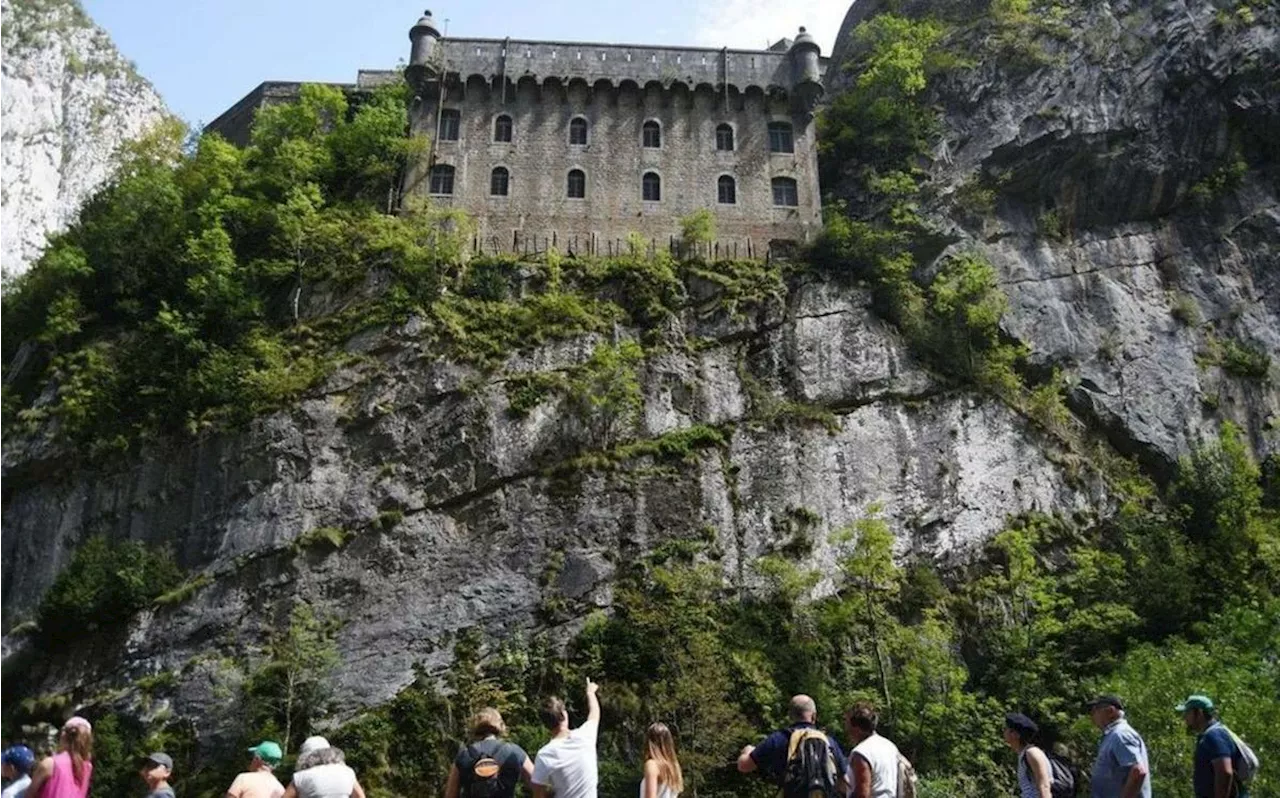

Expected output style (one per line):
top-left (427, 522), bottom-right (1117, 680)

top-left (60, 723), bottom-right (93, 786)
top-left (644, 722), bottom-right (683, 794)
top-left (470, 708), bottom-right (507, 739)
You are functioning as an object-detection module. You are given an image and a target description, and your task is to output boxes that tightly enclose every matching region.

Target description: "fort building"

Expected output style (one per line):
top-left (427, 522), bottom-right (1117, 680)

top-left (206, 11), bottom-right (827, 256)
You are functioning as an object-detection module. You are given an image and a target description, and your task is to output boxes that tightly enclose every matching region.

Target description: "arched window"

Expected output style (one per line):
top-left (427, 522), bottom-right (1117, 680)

top-left (642, 171), bottom-right (661, 201)
top-left (567, 169), bottom-right (586, 199)
top-left (767, 121), bottom-right (794, 153)
top-left (717, 175), bottom-right (736, 204)
top-left (493, 115), bottom-right (512, 142)
top-left (490, 167), bottom-right (510, 196)
top-left (642, 120), bottom-right (661, 148)
top-left (569, 117), bottom-right (589, 145)
top-left (715, 123), bottom-right (734, 151)
top-left (439, 109), bottom-right (461, 141)
top-left (429, 164), bottom-right (455, 195)
top-left (771, 176), bottom-right (798, 207)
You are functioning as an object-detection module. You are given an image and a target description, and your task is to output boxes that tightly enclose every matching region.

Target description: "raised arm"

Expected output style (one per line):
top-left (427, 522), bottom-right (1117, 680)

top-left (585, 678), bottom-right (601, 725)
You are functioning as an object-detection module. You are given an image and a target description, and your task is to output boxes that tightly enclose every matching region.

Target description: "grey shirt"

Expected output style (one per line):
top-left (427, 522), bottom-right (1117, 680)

top-left (1091, 718), bottom-right (1151, 798)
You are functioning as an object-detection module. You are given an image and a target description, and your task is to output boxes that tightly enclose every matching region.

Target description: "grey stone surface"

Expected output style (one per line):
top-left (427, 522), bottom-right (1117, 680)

top-left (838, 0), bottom-right (1280, 472)
top-left (1, 279), bottom-right (1102, 729)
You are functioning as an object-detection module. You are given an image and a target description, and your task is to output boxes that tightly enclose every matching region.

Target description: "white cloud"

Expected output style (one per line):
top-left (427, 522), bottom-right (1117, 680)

top-left (690, 0), bottom-right (849, 55)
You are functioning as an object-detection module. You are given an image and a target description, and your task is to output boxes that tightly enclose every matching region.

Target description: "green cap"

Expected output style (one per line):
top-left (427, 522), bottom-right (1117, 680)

top-left (247, 741), bottom-right (283, 765)
top-left (1175, 694), bottom-right (1215, 713)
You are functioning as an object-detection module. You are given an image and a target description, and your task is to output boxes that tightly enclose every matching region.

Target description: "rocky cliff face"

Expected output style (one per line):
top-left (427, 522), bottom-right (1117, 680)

top-left (2, 0), bottom-right (1277, 751)
top-left (831, 0), bottom-right (1280, 473)
top-left (1, 0), bottom-right (168, 277)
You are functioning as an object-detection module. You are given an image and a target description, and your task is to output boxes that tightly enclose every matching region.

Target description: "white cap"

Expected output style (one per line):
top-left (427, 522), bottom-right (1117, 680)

top-left (298, 736), bottom-right (330, 758)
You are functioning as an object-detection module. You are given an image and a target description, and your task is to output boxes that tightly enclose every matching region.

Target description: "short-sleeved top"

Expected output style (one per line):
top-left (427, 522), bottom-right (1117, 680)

top-left (227, 770), bottom-right (286, 798)
top-left (1091, 719), bottom-right (1151, 798)
top-left (147, 787), bottom-right (175, 798)
top-left (749, 723), bottom-right (848, 786)
top-left (292, 764), bottom-right (357, 798)
top-left (1194, 722), bottom-right (1247, 798)
top-left (532, 718), bottom-right (599, 798)
top-left (36, 752), bottom-right (91, 798)
top-left (455, 738), bottom-right (528, 798)
top-left (2, 774), bottom-right (31, 798)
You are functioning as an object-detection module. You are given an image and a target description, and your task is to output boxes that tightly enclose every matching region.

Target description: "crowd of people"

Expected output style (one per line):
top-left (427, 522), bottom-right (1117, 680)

top-left (0, 684), bottom-right (1259, 797)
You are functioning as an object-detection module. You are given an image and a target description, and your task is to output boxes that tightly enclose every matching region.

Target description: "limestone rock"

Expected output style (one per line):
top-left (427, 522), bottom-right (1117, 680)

top-left (1, 0), bottom-right (168, 277)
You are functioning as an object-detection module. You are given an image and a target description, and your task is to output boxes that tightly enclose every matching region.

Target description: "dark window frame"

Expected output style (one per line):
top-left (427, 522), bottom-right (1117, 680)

top-left (642, 171), bottom-right (661, 201)
top-left (429, 164), bottom-right (456, 195)
top-left (439, 109), bottom-right (461, 142)
top-left (642, 120), bottom-right (661, 149)
top-left (715, 123), bottom-right (735, 152)
top-left (493, 115), bottom-right (512, 142)
top-left (771, 176), bottom-right (799, 207)
top-left (767, 121), bottom-right (794, 153)
top-left (490, 166), bottom-right (510, 196)
top-left (569, 117), bottom-right (589, 145)
top-left (717, 175), bottom-right (737, 205)
top-left (567, 169), bottom-right (586, 199)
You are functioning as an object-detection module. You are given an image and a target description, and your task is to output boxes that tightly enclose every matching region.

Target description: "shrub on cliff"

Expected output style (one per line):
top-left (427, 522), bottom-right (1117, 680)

top-left (35, 535), bottom-right (182, 648)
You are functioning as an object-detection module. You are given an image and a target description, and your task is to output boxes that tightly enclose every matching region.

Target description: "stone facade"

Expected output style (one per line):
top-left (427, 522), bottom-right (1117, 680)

top-left (206, 12), bottom-right (827, 256)
top-left (404, 13), bottom-right (826, 254)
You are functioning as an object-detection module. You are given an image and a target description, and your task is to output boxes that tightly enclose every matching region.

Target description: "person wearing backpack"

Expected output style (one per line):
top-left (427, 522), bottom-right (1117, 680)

top-left (1003, 713), bottom-right (1052, 798)
top-left (445, 708), bottom-right (533, 798)
top-left (843, 702), bottom-right (901, 798)
top-left (1177, 694), bottom-right (1256, 798)
top-left (736, 695), bottom-right (848, 797)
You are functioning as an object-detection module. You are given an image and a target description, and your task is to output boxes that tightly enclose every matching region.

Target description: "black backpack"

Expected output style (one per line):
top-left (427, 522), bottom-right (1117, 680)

top-left (1046, 751), bottom-right (1078, 798)
top-left (459, 739), bottom-right (512, 798)
top-left (783, 728), bottom-right (838, 798)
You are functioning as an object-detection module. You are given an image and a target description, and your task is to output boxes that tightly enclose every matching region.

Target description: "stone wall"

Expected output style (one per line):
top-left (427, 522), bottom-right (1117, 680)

top-left (405, 77), bottom-right (823, 252)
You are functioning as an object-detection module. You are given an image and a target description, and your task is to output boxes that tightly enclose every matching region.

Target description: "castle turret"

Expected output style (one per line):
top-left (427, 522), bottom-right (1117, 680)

top-left (789, 27), bottom-right (822, 112)
top-left (406, 9), bottom-right (442, 86)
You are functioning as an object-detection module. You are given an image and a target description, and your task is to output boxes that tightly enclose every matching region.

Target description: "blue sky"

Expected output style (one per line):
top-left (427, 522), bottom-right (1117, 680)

top-left (81, 0), bottom-right (849, 126)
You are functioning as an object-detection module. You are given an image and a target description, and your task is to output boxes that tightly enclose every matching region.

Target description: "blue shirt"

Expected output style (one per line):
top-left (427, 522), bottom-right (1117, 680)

top-left (1091, 718), bottom-right (1151, 798)
top-left (1194, 722), bottom-right (1247, 798)
top-left (750, 723), bottom-right (848, 786)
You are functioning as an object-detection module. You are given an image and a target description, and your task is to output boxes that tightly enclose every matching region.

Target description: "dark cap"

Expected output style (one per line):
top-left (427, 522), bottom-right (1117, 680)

top-left (1085, 694), bottom-right (1124, 711)
top-left (1004, 712), bottom-right (1039, 736)
top-left (142, 752), bottom-right (173, 770)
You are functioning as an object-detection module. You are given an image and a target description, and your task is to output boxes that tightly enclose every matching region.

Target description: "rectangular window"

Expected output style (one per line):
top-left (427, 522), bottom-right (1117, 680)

top-left (439, 109), bottom-right (460, 141)
top-left (772, 177), bottom-right (798, 207)
top-left (768, 122), bottom-right (794, 153)
top-left (430, 165), bottom-right (455, 195)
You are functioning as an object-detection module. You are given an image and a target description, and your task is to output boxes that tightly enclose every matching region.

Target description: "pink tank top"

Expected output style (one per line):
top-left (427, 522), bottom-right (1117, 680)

top-left (38, 752), bottom-right (92, 798)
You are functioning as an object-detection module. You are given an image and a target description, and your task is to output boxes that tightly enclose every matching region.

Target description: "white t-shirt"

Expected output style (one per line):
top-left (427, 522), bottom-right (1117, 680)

top-left (2, 774), bottom-right (31, 798)
top-left (851, 733), bottom-right (899, 798)
top-left (532, 718), bottom-right (599, 798)
top-left (292, 763), bottom-right (357, 798)
top-left (636, 781), bottom-right (676, 798)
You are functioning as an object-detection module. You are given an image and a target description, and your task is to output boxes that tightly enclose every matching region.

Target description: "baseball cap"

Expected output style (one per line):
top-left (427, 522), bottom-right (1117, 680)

top-left (1004, 712), bottom-right (1039, 736)
top-left (2, 746), bottom-right (36, 774)
top-left (1085, 694), bottom-right (1124, 711)
top-left (62, 716), bottom-right (92, 733)
top-left (141, 752), bottom-right (173, 770)
top-left (247, 741), bottom-right (283, 765)
top-left (1175, 694), bottom-right (1215, 712)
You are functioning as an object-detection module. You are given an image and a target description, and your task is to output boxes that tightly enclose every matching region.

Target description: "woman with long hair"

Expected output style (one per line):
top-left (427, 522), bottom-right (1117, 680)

top-left (640, 722), bottom-right (683, 798)
top-left (27, 717), bottom-right (93, 798)
top-left (283, 736), bottom-right (366, 798)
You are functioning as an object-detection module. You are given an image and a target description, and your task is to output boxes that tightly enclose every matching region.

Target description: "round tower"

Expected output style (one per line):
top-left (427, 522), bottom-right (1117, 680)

top-left (406, 9), bottom-right (442, 86)
top-left (789, 27), bottom-right (823, 111)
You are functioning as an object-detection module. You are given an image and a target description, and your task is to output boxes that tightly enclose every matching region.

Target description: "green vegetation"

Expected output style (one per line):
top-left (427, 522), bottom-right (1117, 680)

top-left (242, 603), bottom-right (341, 755)
top-left (34, 536), bottom-right (182, 648)
top-left (153, 573), bottom-right (213, 606)
top-left (1170, 292), bottom-right (1201, 326)
top-left (1201, 335), bottom-right (1272, 380)
top-left (293, 526), bottom-right (353, 552)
